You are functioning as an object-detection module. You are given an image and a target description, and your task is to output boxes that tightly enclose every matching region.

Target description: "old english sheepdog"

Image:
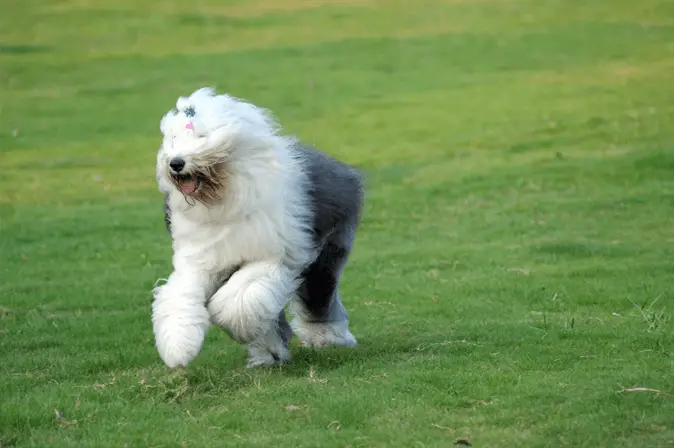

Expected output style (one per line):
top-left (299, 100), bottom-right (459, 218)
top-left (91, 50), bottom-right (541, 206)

top-left (151, 87), bottom-right (364, 368)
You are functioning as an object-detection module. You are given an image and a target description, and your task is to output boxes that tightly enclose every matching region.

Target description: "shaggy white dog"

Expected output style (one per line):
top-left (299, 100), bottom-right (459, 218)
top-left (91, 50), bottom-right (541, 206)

top-left (151, 88), bottom-right (363, 368)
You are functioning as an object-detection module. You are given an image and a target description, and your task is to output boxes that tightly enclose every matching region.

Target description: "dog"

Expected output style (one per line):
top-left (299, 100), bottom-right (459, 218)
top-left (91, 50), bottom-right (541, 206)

top-left (151, 88), bottom-right (364, 368)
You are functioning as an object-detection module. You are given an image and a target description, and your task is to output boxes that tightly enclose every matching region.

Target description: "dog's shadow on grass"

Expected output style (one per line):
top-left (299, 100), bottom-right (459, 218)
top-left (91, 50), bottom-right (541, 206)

top-left (279, 336), bottom-right (462, 376)
top-left (281, 345), bottom-right (367, 374)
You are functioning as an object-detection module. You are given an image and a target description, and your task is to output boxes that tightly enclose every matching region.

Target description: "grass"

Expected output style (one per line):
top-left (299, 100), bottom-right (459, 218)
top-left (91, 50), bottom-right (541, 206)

top-left (1, 0), bottom-right (674, 446)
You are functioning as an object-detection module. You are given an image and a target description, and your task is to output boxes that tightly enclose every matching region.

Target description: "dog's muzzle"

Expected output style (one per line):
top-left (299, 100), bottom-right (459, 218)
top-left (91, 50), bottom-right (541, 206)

top-left (169, 158), bottom-right (199, 195)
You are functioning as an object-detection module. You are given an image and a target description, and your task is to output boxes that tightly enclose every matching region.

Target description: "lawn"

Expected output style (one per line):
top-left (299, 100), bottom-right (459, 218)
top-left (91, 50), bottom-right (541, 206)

top-left (1, 0), bottom-right (674, 446)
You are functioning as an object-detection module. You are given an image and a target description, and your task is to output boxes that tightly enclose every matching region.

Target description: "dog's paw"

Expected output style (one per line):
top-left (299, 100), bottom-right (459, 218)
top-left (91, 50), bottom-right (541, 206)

top-left (246, 345), bottom-right (290, 368)
top-left (152, 285), bottom-right (210, 368)
top-left (157, 338), bottom-right (202, 368)
top-left (153, 320), bottom-right (207, 368)
top-left (292, 320), bottom-right (357, 349)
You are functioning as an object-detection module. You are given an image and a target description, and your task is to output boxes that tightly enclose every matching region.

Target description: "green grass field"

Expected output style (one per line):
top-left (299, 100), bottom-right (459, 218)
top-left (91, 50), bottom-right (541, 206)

top-left (2, 0), bottom-right (674, 446)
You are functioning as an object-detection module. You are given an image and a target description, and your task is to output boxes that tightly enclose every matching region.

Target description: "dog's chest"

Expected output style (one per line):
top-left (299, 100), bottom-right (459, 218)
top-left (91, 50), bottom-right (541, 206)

top-left (172, 210), bottom-right (285, 270)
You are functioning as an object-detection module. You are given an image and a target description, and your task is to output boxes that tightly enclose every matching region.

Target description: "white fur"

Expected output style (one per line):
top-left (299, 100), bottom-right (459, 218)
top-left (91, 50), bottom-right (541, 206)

top-left (206, 261), bottom-right (298, 343)
top-left (152, 270), bottom-right (211, 368)
top-left (152, 88), bottom-right (315, 368)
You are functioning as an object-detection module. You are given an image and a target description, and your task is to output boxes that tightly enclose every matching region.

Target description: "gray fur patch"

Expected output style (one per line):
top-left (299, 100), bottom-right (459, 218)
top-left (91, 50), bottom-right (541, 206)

top-left (292, 144), bottom-right (364, 244)
top-left (163, 197), bottom-right (172, 233)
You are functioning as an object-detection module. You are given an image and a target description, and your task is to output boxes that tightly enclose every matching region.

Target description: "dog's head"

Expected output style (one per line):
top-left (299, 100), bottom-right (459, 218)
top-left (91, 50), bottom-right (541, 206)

top-left (156, 87), bottom-right (282, 204)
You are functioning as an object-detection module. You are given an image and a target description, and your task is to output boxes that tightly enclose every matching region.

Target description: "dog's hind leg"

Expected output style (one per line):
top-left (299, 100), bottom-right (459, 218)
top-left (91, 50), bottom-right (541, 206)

top-left (288, 226), bottom-right (358, 348)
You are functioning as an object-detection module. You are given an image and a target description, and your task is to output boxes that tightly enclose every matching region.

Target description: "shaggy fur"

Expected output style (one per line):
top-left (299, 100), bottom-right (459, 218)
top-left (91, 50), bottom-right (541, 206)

top-left (152, 88), bottom-right (363, 368)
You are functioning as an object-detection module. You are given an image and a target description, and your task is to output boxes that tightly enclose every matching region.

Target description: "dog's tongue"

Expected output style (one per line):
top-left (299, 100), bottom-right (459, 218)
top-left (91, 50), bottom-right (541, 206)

top-left (179, 180), bottom-right (197, 194)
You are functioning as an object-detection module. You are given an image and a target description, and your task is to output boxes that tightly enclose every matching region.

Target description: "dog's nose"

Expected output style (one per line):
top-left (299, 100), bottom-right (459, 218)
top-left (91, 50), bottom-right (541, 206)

top-left (169, 158), bottom-right (185, 173)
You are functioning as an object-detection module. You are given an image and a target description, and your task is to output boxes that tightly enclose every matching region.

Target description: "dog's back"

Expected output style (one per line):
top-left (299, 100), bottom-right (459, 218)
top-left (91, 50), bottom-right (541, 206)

top-left (293, 144), bottom-right (364, 244)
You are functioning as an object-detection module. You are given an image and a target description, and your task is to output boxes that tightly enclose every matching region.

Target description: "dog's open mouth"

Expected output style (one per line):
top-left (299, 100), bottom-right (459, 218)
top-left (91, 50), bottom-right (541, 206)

top-left (172, 173), bottom-right (200, 195)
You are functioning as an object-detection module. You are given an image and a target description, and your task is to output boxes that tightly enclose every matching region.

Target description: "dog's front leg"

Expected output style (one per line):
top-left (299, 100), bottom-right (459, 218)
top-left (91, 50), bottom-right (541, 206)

top-left (207, 260), bottom-right (298, 366)
top-left (152, 269), bottom-right (212, 368)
